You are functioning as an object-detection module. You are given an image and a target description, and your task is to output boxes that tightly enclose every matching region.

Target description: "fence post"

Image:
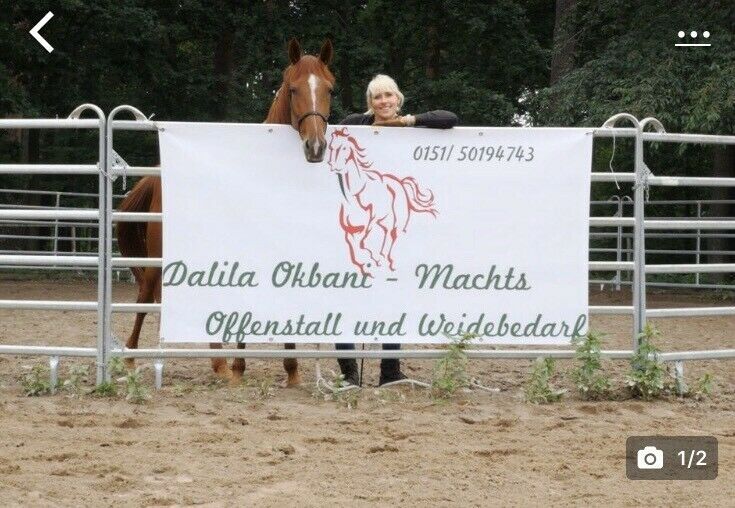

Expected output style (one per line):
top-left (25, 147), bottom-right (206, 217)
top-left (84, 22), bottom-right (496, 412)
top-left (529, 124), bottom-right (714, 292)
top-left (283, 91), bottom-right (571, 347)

top-left (68, 104), bottom-right (108, 385)
top-left (632, 119), bottom-right (647, 349)
top-left (106, 105), bottom-right (150, 381)
top-left (674, 361), bottom-right (687, 396)
top-left (49, 355), bottom-right (59, 394)
top-left (602, 114), bottom-right (646, 350)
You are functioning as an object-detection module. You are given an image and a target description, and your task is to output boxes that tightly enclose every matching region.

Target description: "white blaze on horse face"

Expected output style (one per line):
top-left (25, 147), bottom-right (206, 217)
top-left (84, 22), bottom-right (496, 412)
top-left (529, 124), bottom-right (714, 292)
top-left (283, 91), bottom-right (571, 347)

top-left (308, 73), bottom-right (321, 156)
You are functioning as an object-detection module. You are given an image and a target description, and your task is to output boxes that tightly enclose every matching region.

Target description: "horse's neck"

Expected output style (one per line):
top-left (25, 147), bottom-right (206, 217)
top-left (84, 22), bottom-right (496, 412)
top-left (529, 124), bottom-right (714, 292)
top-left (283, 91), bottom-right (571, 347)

top-left (264, 84), bottom-right (290, 124)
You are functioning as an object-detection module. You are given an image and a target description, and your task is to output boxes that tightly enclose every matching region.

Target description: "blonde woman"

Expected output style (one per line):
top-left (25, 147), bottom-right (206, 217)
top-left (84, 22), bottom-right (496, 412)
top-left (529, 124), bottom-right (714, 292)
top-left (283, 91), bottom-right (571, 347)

top-left (336, 74), bottom-right (458, 386)
top-left (340, 74), bottom-right (458, 128)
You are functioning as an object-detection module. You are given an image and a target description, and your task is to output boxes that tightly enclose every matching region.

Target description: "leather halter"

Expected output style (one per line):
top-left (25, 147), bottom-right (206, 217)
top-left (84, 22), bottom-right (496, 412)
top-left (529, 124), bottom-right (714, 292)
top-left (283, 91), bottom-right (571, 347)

top-left (296, 111), bottom-right (328, 130)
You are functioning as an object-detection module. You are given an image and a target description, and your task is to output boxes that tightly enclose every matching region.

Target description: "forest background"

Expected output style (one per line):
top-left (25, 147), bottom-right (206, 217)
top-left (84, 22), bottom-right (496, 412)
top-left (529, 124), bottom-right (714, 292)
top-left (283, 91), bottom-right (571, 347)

top-left (0, 0), bottom-right (733, 271)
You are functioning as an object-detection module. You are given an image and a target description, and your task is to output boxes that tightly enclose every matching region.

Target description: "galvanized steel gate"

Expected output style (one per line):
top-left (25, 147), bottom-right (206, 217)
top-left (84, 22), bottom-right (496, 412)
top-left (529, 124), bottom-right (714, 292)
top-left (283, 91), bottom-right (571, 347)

top-left (1, 105), bottom-right (734, 389)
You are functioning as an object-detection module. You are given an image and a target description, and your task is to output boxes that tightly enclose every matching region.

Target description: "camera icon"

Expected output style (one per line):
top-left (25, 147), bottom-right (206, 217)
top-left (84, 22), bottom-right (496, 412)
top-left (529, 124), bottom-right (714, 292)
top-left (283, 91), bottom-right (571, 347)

top-left (637, 446), bottom-right (664, 469)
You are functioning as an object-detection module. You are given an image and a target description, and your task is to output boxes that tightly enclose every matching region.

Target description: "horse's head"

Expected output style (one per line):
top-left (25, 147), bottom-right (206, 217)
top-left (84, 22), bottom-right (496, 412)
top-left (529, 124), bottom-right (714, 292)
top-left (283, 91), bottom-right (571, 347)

top-left (282, 38), bottom-right (335, 163)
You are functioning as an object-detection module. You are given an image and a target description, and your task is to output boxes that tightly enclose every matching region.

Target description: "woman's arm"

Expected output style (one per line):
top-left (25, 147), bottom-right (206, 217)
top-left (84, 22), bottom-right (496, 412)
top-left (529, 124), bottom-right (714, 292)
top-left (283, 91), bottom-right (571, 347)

top-left (413, 110), bottom-right (458, 129)
top-left (339, 113), bottom-right (370, 125)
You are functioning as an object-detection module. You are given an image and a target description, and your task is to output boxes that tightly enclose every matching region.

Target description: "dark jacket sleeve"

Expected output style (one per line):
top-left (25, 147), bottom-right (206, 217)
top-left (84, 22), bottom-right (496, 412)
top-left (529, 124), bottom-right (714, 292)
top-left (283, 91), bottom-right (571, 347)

top-left (413, 110), bottom-right (459, 129)
top-left (339, 113), bottom-right (370, 125)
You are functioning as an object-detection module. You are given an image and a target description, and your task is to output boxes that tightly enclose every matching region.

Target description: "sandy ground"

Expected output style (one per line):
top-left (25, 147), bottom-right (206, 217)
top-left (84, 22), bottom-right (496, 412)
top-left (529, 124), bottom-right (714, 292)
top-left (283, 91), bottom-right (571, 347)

top-left (0, 279), bottom-right (733, 507)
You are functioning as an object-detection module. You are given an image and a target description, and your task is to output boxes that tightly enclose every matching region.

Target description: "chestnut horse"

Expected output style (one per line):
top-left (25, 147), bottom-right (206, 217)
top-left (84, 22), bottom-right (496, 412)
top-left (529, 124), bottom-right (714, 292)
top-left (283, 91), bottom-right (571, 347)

top-left (117, 38), bottom-right (335, 385)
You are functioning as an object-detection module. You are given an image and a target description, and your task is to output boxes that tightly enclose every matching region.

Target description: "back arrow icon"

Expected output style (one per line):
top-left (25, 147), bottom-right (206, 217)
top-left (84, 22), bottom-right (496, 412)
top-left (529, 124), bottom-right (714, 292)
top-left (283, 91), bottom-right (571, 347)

top-left (29, 12), bottom-right (54, 53)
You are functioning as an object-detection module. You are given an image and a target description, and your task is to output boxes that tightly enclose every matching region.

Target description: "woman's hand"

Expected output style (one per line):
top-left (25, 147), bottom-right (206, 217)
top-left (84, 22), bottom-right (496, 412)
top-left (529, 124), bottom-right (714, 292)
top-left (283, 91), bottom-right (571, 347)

top-left (373, 115), bottom-right (416, 127)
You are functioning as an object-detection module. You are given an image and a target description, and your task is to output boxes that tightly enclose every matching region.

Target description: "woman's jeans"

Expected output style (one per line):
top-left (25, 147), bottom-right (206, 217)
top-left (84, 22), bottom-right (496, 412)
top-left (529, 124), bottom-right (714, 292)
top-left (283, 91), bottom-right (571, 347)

top-left (336, 342), bottom-right (401, 376)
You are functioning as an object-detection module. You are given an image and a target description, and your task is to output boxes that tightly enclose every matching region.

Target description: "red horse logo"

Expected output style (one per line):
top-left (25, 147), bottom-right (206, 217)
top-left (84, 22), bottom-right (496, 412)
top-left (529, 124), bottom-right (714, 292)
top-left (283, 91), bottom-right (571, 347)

top-left (327, 127), bottom-right (437, 276)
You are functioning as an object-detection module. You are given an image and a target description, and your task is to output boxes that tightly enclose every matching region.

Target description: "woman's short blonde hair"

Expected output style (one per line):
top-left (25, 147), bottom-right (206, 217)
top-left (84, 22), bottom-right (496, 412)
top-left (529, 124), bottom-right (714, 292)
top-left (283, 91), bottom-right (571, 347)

top-left (365, 74), bottom-right (405, 115)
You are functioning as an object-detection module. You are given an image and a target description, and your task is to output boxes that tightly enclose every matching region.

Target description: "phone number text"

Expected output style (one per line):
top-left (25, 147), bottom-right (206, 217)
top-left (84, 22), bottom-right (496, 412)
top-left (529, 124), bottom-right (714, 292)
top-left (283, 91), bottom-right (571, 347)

top-left (412, 145), bottom-right (535, 163)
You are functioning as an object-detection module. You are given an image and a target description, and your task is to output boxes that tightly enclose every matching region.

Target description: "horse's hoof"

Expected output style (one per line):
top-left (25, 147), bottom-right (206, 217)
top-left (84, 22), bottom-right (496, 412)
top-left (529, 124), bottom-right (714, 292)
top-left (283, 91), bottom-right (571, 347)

top-left (285, 374), bottom-right (302, 387)
top-left (214, 366), bottom-right (233, 381)
top-left (124, 358), bottom-right (136, 371)
top-left (229, 371), bottom-right (244, 386)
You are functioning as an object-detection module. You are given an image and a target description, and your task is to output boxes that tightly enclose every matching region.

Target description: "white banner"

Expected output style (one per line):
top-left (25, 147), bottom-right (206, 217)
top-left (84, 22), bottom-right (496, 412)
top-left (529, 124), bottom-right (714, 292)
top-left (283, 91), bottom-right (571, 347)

top-left (159, 123), bottom-right (592, 345)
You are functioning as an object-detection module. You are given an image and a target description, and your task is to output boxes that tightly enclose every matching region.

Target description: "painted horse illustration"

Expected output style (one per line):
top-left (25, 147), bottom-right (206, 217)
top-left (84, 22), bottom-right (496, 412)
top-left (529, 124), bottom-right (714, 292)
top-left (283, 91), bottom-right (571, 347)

top-left (116, 39), bottom-right (335, 386)
top-left (326, 127), bottom-right (437, 275)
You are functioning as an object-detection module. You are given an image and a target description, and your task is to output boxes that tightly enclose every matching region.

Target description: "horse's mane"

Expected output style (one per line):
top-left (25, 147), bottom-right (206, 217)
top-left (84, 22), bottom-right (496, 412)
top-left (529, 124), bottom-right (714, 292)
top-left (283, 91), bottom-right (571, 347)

top-left (331, 128), bottom-right (372, 169)
top-left (265, 83), bottom-right (291, 124)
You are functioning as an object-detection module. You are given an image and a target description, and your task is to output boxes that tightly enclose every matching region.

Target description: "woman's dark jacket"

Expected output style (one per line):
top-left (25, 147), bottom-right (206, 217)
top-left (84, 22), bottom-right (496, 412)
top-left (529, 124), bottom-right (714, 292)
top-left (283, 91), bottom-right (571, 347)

top-left (339, 110), bottom-right (458, 128)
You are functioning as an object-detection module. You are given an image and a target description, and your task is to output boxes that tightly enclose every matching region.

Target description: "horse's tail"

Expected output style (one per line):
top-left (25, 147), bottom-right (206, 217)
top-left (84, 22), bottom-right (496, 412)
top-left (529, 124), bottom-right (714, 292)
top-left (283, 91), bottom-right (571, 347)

top-left (401, 177), bottom-right (437, 217)
top-left (116, 177), bottom-right (159, 284)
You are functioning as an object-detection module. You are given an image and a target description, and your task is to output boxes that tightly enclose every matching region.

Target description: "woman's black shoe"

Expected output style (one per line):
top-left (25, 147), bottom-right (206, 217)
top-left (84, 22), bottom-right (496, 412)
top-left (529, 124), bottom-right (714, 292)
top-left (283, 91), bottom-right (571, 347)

top-left (379, 370), bottom-right (408, 386)
top-left (337, 358), bottom-right (360, 386)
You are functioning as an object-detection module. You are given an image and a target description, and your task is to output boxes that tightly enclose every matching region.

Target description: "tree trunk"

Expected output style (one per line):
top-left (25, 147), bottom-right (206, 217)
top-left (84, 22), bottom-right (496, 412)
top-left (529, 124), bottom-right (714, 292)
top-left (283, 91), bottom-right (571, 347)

top-left (550, 0), bottom-right (576, 85)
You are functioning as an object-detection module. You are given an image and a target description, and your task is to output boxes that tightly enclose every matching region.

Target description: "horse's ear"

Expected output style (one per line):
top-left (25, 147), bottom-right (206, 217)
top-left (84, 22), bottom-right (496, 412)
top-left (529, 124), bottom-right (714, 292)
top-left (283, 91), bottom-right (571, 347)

top-left (319, 39), bottom-right (333, 65)
top-left (288, 38), bottom-right (302, 65)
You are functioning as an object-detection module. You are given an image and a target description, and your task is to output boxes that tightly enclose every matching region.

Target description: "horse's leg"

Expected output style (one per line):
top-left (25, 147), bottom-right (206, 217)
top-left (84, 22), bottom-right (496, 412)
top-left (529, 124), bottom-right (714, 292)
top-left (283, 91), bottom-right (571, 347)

top-left (209, 343), bottom-right (232, 380)
top-left (283, 343), bottom-right (300, 387)
top-left (231, 343), bottom-right (246, 384)
top-left (125, 269), bottom-right (156, 370)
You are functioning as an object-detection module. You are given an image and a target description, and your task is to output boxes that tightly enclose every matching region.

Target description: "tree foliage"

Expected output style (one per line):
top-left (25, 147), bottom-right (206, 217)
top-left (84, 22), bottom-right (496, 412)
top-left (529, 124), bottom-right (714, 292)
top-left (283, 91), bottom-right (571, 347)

top-left (1, 1), bottom-right (732, 265)
top-left (531, 0), bottom-right (735, 134)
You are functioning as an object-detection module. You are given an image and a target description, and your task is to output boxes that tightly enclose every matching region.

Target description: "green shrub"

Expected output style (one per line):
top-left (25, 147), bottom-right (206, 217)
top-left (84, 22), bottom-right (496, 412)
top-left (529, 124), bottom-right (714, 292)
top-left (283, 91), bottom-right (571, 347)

top-left (431, 333), bottom-right (473, 399)
top-left (570, 331), bottom-right (611, 400)
top-left (108, 357), bottom-right (126, 377)
top-left (626, 324), bottom-right (671, 400)
top-left (91, 380), bottom-right (117, 397)
top-left (21, 364), bottom-right (52, 396)
top-left (525, 358), bottom-right (565, 404)
top-left (690, 373), bottom-right (714, 401)
top-left (62, 364), bottom-right (90, 395)
top-left (125, 368), bottom-right (150, 404)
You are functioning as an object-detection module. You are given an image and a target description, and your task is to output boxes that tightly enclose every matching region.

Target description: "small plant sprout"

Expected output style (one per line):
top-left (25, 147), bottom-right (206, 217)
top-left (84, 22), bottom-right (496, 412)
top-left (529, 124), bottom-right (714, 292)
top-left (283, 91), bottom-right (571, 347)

top-left (570, 331), bottom-right (611, 400)
top-left (257, 376), bottom-right (274, 399)
top-left (21, 364), bottom-right (52, 396)
top-left (525, 357), bottom-right (565, 404)
top-left (331, 372), bottom-right (346, 390)
top-left (431, 332), bottom-right (474, 399)
top-left (108, 356), bottom-right (126, 378)
top-left (691, 373), bottom-right (714, 401)
top-left (125, 367), bottom-right (150, 404)
top-left (92, 380), bottom-right (118, 397)
top-left (626, 324), bottom-right (672, 400)
top-left (334, 388), bottom-right (360, 409)
top-left (62, 364), bottom-right (90, 395)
